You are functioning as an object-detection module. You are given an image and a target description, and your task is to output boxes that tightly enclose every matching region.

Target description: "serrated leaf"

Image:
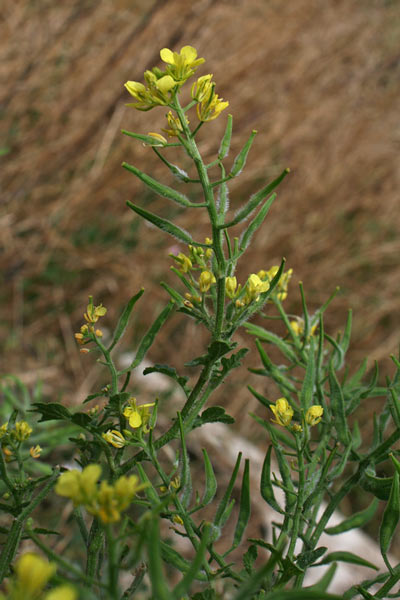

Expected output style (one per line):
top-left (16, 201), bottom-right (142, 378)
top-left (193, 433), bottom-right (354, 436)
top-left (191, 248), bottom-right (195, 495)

top-left (31, 402), bottom-right (71, 422)
top-left (127, 201), bottom-right (193, 244)
top-left (193, 406), bottom-right (235, 429)
top-left (108, 289), bottom-right (144, 352)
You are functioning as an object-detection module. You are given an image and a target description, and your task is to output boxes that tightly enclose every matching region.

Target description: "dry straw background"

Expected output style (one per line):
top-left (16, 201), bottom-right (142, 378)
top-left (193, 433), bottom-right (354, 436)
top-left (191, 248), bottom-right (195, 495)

top-left (1, 0), bottom-right (400, 432)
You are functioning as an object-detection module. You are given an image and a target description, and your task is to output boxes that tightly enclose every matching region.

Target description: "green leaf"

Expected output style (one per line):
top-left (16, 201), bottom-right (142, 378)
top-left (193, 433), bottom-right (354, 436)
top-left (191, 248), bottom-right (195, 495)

top-left (307, 563), bottom-right (337, 593)
top-left (263, 591), bottom-right (341, 600)
top-left (238, 193), bottom-right (277, 252)
top-left (359, 469), bottom-right (393, 501)
top-left (122, 130), bottom-right (168, 146)
top-left (147, 520), bottom-right (174, 600)
top-left (193, 406), bottom-right (235, 428)
top-left (300, 337), bottom-right (316, 410)
top-left (232, 459), bottom-right (251, 549)
top-left (224, 168), bottom-right (289, 229)
top-left (71, 412), bottom-right (92, 428)
top-left (329, 363), bottom-right (351, 445)
top-left (31, 402), bottom-right (71, 422)
top-left (123, 162), bottom-right (193, 207)
top-left (212, 348), bottom-right (249, 385)
top-left (296, 547), bottom-right (327, 569)
top-left (161, 540), bottom-right (208, 583)
top-left (316, 551), bottom-right (379, 571)
top-left (172, 523), bottom-right (210, 598)
top-left (160, 281), bottom-right (185, 306)
top-left (214, 453), bottom-right (242, 527)
top-left (143, 364), bottom-right (190, 397)
top-left (243, 544), bottom-right (258, 575)
top-left (218, 114), bottom-right (233, 159)
top-left (260, 445), bottom-right (284, 514)
top-left (245, 323), bottom-right (297, 363)
top-left (229, 130), bottom-right (257, 177)
top-left (380, 471), bottom-right (400, 572)
top-left (325, 498), bottom-right (379, 535)
top-left (121, 302), bottom-right (175, 372)
top-left (201, 449), bottom-right (217, 506)
top-left (127, 201), bottom-right (193, 244)
top-left (108, 289), bottom-right (144, 352)
top-left (178, 413), bottom-right (192, 509)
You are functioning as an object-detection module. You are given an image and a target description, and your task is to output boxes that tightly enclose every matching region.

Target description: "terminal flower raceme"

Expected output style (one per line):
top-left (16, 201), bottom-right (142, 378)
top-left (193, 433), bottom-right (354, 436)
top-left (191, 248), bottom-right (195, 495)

top-left (125, 71), bottom-right (176, 111)
top-left (160, 45), bottom-right (205, 83)
top-left (13, 421), bottom-right (32, 442)
top-left (244, 273), bottom-right (270, 303)
top-left (259, 266), bottom-right (293, 301)
top-left (305, 405), bottom-right (324, 426)
top-left (270, 398), bottom-right (294, 427)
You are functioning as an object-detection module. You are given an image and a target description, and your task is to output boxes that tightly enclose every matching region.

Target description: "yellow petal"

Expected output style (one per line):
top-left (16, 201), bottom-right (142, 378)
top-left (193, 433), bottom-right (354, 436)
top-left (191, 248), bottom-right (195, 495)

top-left (180, 45), bottom-right (197, 62)
top-left (156, 75), bottom-right (176, 93)
top-left (160, 48), bottom-right (174, 64)
top-left (128, 411), bottom-right (142, 428)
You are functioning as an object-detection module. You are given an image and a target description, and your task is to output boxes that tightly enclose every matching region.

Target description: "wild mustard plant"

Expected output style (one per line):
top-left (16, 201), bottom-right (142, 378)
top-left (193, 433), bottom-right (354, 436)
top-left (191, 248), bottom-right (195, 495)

top-left (0, 44), bottom-right (400, 600)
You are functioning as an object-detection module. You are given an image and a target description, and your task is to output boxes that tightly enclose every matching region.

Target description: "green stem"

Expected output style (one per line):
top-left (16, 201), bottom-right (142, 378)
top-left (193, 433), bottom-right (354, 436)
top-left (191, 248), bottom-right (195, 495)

top-left (287, 436), bottom-right (306, 561)
top-left (106, 524), bottom-right (119, 597)
top-left (86, 517), bottom-right (104, 588)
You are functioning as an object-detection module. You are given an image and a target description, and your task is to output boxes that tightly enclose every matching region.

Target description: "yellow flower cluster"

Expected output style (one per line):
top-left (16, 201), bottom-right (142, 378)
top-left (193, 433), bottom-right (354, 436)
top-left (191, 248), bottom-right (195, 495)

top-left (55, 464), bottom-right (144, 523)
top-left (191, 73), bottom-right (229, 122)
top-left (170, 239), bottom-right (218, 303)
top-left (289, 318), bottom-right (317, 339)
top-left (257, 266), bottom-right (293, 302)
top-left (74, 296), bottom-right (107, 350)
top-left (0, 553), bottom-right (76, 600)
top-left (0, 421), bottom-right (39, 462)
top-left (269, 399), bottom-right (324, 430)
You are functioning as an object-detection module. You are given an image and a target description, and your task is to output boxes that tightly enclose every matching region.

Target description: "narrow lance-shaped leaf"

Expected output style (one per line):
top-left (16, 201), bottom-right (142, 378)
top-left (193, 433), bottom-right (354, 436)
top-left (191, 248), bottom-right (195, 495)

top-left (178, 413), bottom-right (192, 509)
top-left (214, 452), bottom-right (242, 526)
top-left (172, 523), bottom-right (211, 598)
top-left (224, 168), bottom-right (289, 229)
top-left (126, 201), bottom-right (193, 245)
top-left (316, 551), bottom-right (379, 571)
top-left (260, 445), bottom-right (284, 514)
top-left (229, 129), bottom-right (257, 177)
top-left (147, 518), bottom-right (174, 600)
top-left (380, 470), bottom-right (400, 574)
top-left (121, 301), bottom-right (175, 373)
top-left (300, 337), bottom-right (316, 410)
top-left (341, 309), bottom-right (352, 355)
top-left (123, 162), bottom-right (193, 207)
top-left (245, 323), bottom-right (298, 363)
top-left (232, 459), bottom-right (251, 548)
top-left (108, 288), bottom-right (144, 352)
top-left (218, 114), bottom-right (233, 159)
top-left (201, 449), bottom-right (217, 506)
top-left (325, 498), bottom-right (379, 535)
top-left (239, 193), bottom-right (277, 253)
top-left (329, 363), bottom-right (351, 445)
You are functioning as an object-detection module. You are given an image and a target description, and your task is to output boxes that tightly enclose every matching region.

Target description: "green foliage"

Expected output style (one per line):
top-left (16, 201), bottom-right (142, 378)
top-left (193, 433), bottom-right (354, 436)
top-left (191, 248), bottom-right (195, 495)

top-left (1, 43), bottom-right (400, 600)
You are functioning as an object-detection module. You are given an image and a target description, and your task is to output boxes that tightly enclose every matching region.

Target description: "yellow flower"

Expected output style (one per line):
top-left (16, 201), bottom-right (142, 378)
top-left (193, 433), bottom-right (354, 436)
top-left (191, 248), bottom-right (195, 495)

top-left (123, 398), bottom-right (155, 430)
top-left (270, 398), bottom-right (294, 427)
top-left (13, 553), bottom-right (56, 598)
top-left (29, 445), bottom-right (42, 458)
top-left (174, 252), bottom-right (192, 273)
top-left (44, 586), bottom-right (77, 600)
top-left (55, 464), bottom-right (101, 507)
top-left (198, 270), bottom-right (216, 293)
top-left (0, 423), bottom-right (8, 438)
top-left (172, 515), bottom-right (184, 525)
top-left (160, 45), bottom-right (205, 83)
top-left (84, 299), bottom-right (107, 324)
top-left (225, 276), bottom-right (238, 299)
top-left (113, 474), bottom-right (144, 510)
top-left (146, 132), bottom-right (168, 146)
top-left (102, 430), bottom-right (126, 449)
top-left (125, 72), bottom-right (176, 111)
top-left (13, 421), bottom-right (32, 442)
top-left (262, 266), bottom-right (293, 301)
top-left (191, 74), bottom-right (213, 101)
top-left (289, 318), bottom-right (317, 338)
top-left (197, 91), bottom-right (229, 122)
top-left (162, 111), bottom-right (188, 137)
top-left (244, 274), bottom-right (270, 303)
top-left (95, 475), bottom-right (144, 523)
top-left (305, 405), bottom-right (324, 426)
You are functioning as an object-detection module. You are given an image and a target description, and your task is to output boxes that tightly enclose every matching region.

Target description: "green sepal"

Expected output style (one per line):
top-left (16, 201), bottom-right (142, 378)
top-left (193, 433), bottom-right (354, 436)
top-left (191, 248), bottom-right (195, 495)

top-left (316, 551), bottom-right (379, 571)
top-left (108, 289), bottom-right (144, 352)
top-left (143, 364), bottom-right (190, 397)
top-left (224, 168), bottom-right (289, 229)
top-left (218, 114), bottom-right (233, 159)
top-left (238, 193), bottom-right (277, 252)
top-left (127, 201), bottom-right (193, 244)
top-left (325, 498), bottom-right (379, 535)
top-left (201, 449), bottom-right (217, 506)
top-left (119, 302), bottom-right (175, 373)
top-left (229, 129), bottom-right (257, 177)
top-left (123, 162), bottom-right (193, 207)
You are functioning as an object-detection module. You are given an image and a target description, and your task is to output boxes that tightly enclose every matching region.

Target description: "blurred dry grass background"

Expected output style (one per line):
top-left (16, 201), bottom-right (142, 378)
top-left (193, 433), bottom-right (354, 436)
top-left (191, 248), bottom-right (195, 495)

top-left (1, 0), bottom-right (400, 427)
